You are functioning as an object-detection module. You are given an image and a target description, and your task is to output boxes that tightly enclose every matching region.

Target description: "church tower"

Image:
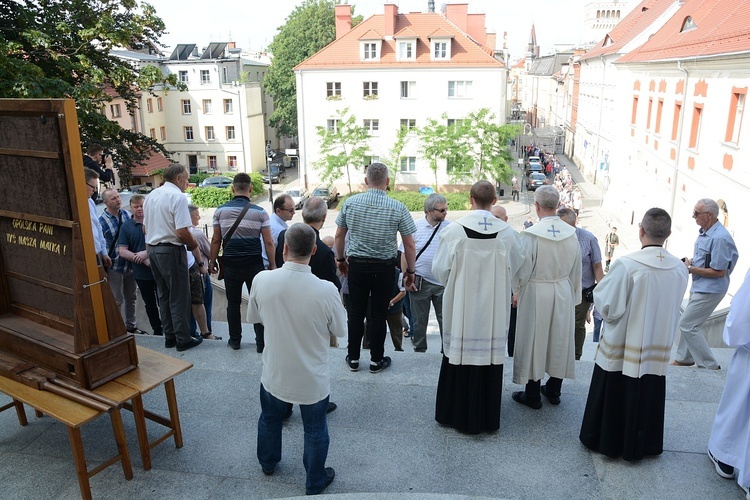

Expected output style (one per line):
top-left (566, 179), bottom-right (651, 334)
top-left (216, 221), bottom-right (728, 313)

top-left (526, 23), bottom-right (539, 70)
top-left (582, 0), bottom-right (637, 45)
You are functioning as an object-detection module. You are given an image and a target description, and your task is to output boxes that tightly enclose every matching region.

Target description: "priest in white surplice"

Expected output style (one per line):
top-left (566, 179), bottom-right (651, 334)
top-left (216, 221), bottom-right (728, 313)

top-left (512, 185), bottom-right (582, 409)
top-left (708, 269), bottom-right (750, 493)
top-left (432, 181), bottom-right (522, 434)
top-left (579, 208), bottom-right (688, 460)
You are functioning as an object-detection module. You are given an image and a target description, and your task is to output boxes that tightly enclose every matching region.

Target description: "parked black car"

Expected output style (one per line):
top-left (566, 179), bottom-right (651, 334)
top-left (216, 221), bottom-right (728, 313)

top-left (526, 172), bottom-right (548, 191)
top-left (261, 166), bottom-right (287, 184)
top-left (312, 185), bottom-right (339, 208)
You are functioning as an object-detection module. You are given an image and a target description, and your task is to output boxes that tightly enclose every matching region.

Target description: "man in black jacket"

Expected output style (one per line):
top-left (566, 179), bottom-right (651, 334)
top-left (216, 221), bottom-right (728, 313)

top-left (276, 196), bottom-right (340, 290)
top-left (83, 144), bottom-right (115, 200)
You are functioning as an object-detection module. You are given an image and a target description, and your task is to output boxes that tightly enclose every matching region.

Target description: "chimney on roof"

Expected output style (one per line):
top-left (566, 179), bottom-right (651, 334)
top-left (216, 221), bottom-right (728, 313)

top-left (467, 13), bottom-right (486, 46)
top-left (335, 4), bottom-right (352, 40)
top-left (227, 41), bottom-right (236, 50)
top-left (384, 4), bottom-right (397, 37)
top-left (445, 4), bottom-right (468, 33)
top-left (428, 0), bottom-right (435, 13)
top-left (486, 33), bottom-right (496, 51)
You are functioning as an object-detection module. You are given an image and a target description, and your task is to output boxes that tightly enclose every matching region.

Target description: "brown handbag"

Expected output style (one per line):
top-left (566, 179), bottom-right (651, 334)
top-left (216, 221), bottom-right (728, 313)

top-left (216, 201), bottom-right (251, 280)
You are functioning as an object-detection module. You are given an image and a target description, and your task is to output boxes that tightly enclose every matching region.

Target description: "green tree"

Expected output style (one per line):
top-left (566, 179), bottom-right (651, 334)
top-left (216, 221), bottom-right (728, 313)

top-left (0, 0), bottom-right (184, 188)
top-left (264, 0), bottom-right (361, 140)
top-left (462, 108), bottom-right (521, 185)
top-left (417, 115), bottom-right (471, 190)
top-left (314, 107), bottom-right (369, 194)
top-left (384, 125), bottom-right (409, 190)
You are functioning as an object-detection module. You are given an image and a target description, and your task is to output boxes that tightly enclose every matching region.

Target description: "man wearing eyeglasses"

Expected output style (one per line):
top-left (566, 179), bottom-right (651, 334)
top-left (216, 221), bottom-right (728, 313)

top-left (84, 168), bottom-right (111, 269)
top-left (672, 198), bottom-right (738, 370)
top-left (401, 193), bottom-right (450, 353)
top-left (83, 144), bottom-right (114, 200)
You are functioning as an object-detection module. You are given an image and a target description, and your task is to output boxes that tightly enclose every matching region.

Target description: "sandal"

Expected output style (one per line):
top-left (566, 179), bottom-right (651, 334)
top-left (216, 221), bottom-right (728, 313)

top-left (201, 332), bottom-right (223, 341)
top-left (403, 328), bottom-right (410, 338)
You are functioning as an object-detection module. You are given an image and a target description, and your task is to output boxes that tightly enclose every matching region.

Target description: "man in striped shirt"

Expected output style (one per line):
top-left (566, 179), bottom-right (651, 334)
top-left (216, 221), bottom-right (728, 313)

top-left (335, 163), bottom-right (417, 373)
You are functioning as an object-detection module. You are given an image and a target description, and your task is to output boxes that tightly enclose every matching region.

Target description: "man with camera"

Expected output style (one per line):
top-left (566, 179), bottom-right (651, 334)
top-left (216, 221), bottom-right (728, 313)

top-left (401, 193), bottom-right (450, 353)
top-left (558, 208), bottom-right (604, 360)
top-left (83, 144), bottom-right (115, 200)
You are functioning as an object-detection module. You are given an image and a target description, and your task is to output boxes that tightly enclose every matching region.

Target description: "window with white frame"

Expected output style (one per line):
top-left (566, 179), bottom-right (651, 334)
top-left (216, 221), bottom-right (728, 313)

top-left (227, 155), bottom-right (238, 169)
top-left (400, 81), bottom-right (416, 99)
top-left (200, 70), bottom-right (210, 84)
top-left (207, 155), bottom-right (217, 169)
top-left (400, 118), bottom-right (416, 131)
top-left (222, 67), bottom-right (229, 83)
top-left (146, 98), bottom-right (153, 113)
top-left (447, 118), bottom-right (467, 128)
top-left (363, 119), bottom-right (379, 134)
top-left (184, 126), bottom-right (194, 141)
top-left (726, 89), bottom-right (746, 145)
top-left (178, 70), bottom-right (188, 83)
top-left (364, 155), bottom-right (380, 168)
top-left (397, 41), bottom-right (415, 60)
top-left (448, 80), bottom-right (472, 98)
top-left (157, 97), bottom-right (163, 111)
top-left (363, 82), bottom-right (378, 98)
top-left (226, 126), bottom-right (236, 140)
top-left (432, 40), bottom-right (449, 60)
top-left (224, 98), bottom-right (233, 114)
top-left (326, 82), bottom-right (341, 98)
top-left (149, 128), bottom-right (156, 139)
top-left (362, 42), bottom-right (378, 60)
top-left (160, 126), bottom-right (166, 140)
top-left (110, 103), bottom-right (121, 118)
top-left (181, 99), bottom-right (192, 114)
top-left (203, 99), bottom-right (212, 114)
top-left (400, 157), bottom-right (416, 172)
top-left (205, 126), bottom-right (215, 141)
top-left (326, 119), bottom-right (340, 133)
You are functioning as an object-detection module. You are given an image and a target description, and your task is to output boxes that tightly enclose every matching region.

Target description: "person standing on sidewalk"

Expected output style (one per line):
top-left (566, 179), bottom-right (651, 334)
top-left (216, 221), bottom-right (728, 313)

top-left (579, 208), bottom-right (688, 460)
top-left (401, 193), bottom-right (450, 353)
top-left (558, 208), bottom-right (604, 360)
top-left (210, 173), bottom-right (276, 351)
top-left (433, 181), bottom-right (522, 433)
top-left (249, 223), bottom-right (346, 495)
top-left (672, 198), bottom-right (738, 370)
top-left (335, 163), bottom-right (417, 374)
top-left (604, 227), bottom-right (619, 272)
top-left (512, 186), bottom-right (581, 409)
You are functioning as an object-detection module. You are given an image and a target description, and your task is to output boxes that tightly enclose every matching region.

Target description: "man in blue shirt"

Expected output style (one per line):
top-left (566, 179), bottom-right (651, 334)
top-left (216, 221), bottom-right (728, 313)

top-left (672, 198), bottom-right (739, 370)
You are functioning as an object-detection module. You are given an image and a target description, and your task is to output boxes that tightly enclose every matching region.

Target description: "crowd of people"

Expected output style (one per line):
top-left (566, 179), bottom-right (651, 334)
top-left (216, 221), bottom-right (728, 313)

top-left (85, 151), bottom-right (747, 497)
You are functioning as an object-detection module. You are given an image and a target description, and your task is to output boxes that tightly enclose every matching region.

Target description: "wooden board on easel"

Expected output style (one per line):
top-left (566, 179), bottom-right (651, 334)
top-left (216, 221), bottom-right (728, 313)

top-left (0, 99), bottom-right (137, 389)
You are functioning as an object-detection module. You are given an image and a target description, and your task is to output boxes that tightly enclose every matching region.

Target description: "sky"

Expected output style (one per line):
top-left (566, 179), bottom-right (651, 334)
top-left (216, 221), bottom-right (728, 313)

top-left (146, 0), bottom-right (618, 61)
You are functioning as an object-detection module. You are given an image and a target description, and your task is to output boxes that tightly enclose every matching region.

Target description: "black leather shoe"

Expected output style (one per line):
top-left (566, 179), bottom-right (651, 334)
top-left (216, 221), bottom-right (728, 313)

top-left (306, 467), bottom-right (335, 495)
top-left (512, 391), bottom-right (542, 410)
top-left (176, 336), bottom-right (202, 352)
top-left (326, 402), bottom-right (337, 414)
top-left (541, 385), bottom-right (561, 405)
top-left (164, 339), bottom-right (176, 348)
top-left (256, 343), bottom-right (264, 353)
top-left (228, 338), bottom-right (241, 350)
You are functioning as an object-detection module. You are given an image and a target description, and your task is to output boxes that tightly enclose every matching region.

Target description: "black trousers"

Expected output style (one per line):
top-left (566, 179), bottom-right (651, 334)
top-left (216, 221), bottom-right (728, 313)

top-left (346, 258), bottom-right (396, 363)
top-left (135, 278), bottom-right (163, 335)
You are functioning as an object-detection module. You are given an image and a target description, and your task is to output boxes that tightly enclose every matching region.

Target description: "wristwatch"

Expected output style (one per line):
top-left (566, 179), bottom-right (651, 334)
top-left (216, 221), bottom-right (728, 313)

top-left (198, 262), bottom-right (205, 267)
top-left (336, 257), bottom-right (346, 262)
top-left (406, 269), bottom-right (415, 274)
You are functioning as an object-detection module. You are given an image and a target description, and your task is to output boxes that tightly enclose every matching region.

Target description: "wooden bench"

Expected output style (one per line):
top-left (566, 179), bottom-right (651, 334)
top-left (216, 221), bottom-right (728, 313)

top-left (0, 375), bottom-right (133, 500)
top-left (94, 346), bottom-right (193, 470)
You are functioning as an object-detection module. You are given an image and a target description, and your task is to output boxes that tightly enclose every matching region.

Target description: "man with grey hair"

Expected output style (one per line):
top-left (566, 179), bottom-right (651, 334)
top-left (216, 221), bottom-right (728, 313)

top-left (581, 208), bottom-right (688, 460)
top-left (144, 163), bottom-right (202, 351)
top-left (558, 207), bottom-right (604, 360)
top-left (672, 198), bottom-right (738, 370)
top-left (400, 193), bottom-right (450, 352)
top-left (335, 163), bottom-right (417, 373)
top-left (249, 223), bottom-right (346, 495)
top-left (513, 185), bottom-right (582, 408)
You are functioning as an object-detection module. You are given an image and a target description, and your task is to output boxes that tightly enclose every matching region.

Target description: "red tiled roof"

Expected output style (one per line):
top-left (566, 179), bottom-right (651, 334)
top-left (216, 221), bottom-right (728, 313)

top-left (581, 0), bottom-right (675, 61)
top-left (359, 29), bottom-right (382, 40)
top-left (394, 27), bottom-right (419, 39)
top-left (296, 12), bottom-right (502, 70)
top-left (131, 150), bottom-right (172, 177)
top-left (618, 0), bottom-right (750, 63)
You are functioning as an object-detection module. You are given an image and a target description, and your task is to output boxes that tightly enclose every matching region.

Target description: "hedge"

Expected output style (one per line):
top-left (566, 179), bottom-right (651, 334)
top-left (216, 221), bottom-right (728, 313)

top-left (187, 172), bottom-right (265, 208)
top-left (339, 190), bottom-right (471, 212)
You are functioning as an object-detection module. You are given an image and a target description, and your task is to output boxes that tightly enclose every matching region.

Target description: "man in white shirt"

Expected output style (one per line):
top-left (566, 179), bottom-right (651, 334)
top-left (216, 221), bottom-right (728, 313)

top-left (401, 193), bottom-right (450, 353)
top-left (249, 223), bottom-right (346, 495)
top-left (84, 168), bottom-right (111, 268)
top-left (143, 164), bottom-right (202, 352)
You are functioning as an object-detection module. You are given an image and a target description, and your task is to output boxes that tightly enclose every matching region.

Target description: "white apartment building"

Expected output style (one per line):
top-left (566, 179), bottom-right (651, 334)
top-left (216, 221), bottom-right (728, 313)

top-left (106, 43), bottom-right (273, 187)
top-left (295, 3), bottom-right (506, 192)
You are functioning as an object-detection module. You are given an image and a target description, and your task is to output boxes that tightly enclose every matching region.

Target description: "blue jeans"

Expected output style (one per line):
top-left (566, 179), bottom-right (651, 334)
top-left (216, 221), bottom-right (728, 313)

top-left (593, 316), bottom-right (602, 342)
top-left (257, 384), bottom-right (330, 494)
